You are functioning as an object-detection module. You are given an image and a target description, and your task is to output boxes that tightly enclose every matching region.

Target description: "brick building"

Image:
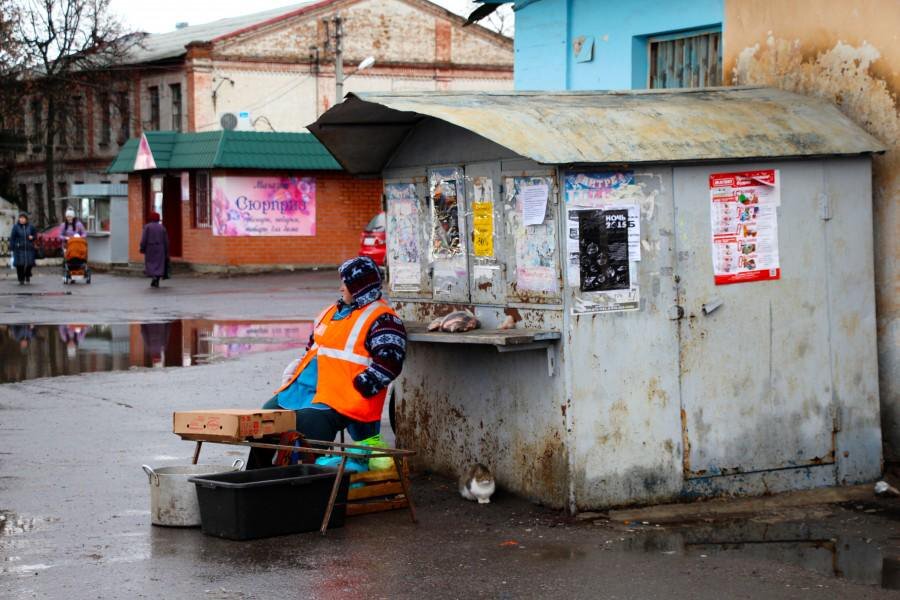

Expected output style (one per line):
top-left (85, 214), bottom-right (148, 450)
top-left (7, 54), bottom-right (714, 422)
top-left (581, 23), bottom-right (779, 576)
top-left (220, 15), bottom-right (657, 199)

top-left (108, 130), bottom-right (382, 270)
top-left (14, 0), bottom-right (513, 226)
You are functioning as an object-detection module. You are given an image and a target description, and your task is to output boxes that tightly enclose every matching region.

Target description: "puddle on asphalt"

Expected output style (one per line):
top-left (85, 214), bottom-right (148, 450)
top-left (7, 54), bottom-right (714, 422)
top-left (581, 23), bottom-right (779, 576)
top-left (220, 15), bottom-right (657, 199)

top-left (616, 517), bottom-right (900, 590)
top-left (0, 320), bottom-right (311, 383)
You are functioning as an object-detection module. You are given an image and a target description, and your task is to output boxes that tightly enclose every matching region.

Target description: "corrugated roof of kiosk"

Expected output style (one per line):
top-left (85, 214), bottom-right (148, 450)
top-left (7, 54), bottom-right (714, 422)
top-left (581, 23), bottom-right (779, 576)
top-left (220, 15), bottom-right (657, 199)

top-left (307, 87), bottom-right (885, 175)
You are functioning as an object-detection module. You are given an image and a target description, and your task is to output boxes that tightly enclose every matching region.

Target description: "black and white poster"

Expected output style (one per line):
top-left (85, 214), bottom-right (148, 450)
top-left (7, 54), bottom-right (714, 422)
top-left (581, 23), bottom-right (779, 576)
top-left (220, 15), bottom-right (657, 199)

top-left (578, 209), bottom-right (630, 292)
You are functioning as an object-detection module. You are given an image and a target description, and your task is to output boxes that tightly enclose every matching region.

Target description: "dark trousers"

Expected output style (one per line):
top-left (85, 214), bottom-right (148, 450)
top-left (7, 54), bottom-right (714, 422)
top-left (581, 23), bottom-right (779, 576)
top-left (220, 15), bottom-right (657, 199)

top-left (247, 399), bottom-right (380, 469)
top-left (15, 264), bottom-right (33, 283)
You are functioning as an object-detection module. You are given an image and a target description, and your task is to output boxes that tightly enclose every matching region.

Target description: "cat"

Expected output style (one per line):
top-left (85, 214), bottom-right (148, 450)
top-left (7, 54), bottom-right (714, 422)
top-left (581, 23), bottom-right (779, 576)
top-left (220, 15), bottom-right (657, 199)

top-left (459, 463), bottom-right (496, 504)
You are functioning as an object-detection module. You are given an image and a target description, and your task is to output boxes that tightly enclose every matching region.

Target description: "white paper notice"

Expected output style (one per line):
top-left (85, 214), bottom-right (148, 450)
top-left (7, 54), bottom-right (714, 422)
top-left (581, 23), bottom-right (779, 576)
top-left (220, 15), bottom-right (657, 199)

top-left (522, 184), bottom-right (549, 226)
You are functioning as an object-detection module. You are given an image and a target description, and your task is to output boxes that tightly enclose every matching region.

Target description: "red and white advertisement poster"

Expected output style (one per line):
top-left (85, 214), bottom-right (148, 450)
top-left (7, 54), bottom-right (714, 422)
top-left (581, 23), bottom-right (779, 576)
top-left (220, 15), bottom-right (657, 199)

top-left (709, 169), bottom-right (781, 285)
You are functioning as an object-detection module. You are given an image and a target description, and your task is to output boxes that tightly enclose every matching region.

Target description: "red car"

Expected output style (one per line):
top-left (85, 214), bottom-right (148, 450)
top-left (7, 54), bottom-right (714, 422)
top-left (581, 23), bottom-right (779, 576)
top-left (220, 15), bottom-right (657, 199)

top-left (358, 212), bottom-right (386, 266)
top-left (35, 223), bottom-right (65, 258)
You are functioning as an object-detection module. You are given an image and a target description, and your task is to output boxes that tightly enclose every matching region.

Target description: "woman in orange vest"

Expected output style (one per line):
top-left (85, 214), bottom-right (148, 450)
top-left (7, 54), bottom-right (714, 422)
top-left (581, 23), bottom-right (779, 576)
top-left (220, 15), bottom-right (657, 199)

top-left (248, 257), bottom-right (407, 468)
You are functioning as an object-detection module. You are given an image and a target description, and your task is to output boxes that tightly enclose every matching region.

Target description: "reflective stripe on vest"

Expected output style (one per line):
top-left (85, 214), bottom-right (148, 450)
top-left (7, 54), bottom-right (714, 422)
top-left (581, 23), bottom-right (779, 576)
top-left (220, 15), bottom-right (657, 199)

top-left (275, 300), bottom-right (386, 393)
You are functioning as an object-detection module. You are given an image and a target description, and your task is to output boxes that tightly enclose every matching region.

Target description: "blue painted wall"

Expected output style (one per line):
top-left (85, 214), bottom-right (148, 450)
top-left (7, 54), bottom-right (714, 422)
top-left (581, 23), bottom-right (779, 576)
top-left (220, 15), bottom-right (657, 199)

top-left (512, 0), bottom-right (723, 90)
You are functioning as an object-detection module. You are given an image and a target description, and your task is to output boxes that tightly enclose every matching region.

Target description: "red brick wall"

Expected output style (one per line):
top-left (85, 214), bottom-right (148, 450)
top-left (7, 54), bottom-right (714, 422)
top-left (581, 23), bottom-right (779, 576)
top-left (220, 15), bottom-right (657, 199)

top-left (128, 171), bottom-right (382, 267)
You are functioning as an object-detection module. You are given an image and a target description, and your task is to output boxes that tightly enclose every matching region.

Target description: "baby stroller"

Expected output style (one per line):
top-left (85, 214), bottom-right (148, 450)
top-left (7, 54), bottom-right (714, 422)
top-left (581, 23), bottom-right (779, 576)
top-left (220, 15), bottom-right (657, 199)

top-left (63, 236), bottom-right (91, 284)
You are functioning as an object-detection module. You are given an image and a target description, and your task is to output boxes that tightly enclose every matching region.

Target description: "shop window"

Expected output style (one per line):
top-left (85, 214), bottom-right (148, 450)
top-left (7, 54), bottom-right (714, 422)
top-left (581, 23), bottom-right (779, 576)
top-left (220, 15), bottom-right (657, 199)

top-left (148, 86), bottom-right (160, 131)
top-left (150, 175), bottom-right (163, 218)
top-left (648, 29), bottom-right (721, 89)
top-left (71, 197), bottom-right (111, 233)
top-left (193, 171), bottom-right (211, 228)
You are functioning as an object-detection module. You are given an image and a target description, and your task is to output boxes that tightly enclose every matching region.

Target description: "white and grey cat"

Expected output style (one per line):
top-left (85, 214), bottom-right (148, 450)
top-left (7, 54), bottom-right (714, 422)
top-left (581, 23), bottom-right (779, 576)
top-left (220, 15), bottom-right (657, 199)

top-left (459, 463), bottom-right (496, 504)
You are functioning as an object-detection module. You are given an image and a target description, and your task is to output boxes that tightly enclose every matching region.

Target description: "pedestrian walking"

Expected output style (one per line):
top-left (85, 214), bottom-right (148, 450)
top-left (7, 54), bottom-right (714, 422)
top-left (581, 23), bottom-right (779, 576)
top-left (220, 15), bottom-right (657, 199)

top-left (139, 212), bottom-right (169, 288)
top-left (10, 212), bottom-right (37, 285)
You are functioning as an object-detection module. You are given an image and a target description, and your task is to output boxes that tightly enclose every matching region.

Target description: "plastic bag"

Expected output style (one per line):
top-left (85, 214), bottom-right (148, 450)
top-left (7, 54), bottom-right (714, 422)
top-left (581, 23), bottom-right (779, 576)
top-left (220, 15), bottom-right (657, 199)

top-left (280, 357), bottom-right (302, 385)
top-left (357, 433), bottom-right (393, 471)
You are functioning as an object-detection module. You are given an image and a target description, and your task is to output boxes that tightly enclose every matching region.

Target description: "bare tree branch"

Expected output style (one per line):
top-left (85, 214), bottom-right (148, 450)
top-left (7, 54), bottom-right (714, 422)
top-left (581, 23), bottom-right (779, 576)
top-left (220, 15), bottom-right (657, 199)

top-left (0, 0), bottom-right (136, 224)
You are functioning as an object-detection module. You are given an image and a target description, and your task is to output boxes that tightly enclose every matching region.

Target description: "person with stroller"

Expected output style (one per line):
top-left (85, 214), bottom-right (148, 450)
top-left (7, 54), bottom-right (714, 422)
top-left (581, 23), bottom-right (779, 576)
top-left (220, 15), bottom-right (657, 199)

top-left (139, 211), bottom-right (169, 288)
top-left (60, 208), bottom-right (86, 241)
top-left (10, 212), bottom-right (37, 285)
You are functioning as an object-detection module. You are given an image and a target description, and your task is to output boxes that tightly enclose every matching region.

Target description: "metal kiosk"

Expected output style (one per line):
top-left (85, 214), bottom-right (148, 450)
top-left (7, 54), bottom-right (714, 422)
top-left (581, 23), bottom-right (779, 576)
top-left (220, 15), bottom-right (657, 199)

top-left (310, 87), bottom-right (886, 511)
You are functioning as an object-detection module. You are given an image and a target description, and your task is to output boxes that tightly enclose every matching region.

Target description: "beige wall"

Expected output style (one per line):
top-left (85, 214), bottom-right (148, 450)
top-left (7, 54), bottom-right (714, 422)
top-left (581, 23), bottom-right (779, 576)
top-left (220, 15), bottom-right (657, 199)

top-left (724, 0), bottom-right (899, 459)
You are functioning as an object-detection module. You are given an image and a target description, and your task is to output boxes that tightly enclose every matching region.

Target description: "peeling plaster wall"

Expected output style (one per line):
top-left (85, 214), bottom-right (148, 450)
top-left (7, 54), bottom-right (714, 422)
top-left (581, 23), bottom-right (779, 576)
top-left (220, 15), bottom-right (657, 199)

top-left (194, 0), bottom-right (513, 129)
top-left (724, 0), bottom-right (900, 460)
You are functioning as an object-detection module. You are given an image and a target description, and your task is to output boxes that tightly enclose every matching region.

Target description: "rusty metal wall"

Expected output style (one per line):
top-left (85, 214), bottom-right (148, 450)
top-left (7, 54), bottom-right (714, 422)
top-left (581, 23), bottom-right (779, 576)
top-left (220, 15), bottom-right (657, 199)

top-left (394, 303), bottom-right (568, 507)
top-left (382, 118), bottom-right (880, 510)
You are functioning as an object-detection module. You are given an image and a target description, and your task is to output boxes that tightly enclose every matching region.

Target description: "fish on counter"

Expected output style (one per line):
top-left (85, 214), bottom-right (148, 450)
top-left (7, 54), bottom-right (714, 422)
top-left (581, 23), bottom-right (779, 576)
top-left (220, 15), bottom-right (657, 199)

top-left (427, 310), bottom-right (480, 332)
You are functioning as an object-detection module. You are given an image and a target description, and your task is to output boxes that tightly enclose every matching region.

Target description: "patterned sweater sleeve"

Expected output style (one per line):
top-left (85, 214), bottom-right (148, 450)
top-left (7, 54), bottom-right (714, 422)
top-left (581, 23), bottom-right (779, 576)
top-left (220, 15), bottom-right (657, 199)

top-left (353, 313), bottom-right (407, 398)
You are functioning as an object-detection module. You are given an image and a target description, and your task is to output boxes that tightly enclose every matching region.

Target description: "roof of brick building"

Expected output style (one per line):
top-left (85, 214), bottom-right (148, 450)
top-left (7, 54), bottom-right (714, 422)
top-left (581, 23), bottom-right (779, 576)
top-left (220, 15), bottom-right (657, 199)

top-left (107, 130), bottom-right (342, 173)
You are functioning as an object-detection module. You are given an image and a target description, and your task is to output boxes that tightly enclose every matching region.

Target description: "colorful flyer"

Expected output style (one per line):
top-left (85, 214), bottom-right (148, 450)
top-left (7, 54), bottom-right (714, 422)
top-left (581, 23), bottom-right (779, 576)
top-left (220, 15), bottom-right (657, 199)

top-left (385, 182), bottom-right (421, 291)
top-left (709, 170), bottom-right (781, 285)
top-left (472, 201), bottom-right (494, 257)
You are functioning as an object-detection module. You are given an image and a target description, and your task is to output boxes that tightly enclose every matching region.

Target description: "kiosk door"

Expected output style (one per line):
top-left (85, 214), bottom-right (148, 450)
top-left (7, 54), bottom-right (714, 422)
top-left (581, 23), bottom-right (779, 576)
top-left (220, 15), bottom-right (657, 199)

top-left (673, 162), bottom-right (836, 480)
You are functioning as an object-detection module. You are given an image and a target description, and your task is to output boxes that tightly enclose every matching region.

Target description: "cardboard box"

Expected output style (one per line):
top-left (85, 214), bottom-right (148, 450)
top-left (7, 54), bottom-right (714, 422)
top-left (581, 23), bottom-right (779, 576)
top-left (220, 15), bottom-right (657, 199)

top-left (173, 409), bottom-right (295, 442)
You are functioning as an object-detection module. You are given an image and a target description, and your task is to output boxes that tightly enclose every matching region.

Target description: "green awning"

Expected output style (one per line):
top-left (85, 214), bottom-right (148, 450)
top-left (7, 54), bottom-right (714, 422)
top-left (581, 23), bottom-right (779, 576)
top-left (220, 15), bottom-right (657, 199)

top-left (107, 130), bottom-right (342, 173)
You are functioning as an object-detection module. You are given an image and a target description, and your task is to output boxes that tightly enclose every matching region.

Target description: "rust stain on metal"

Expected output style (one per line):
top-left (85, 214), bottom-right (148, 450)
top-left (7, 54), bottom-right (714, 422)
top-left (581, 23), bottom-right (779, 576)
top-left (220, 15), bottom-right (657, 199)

top-left (477, 280), bottom-right (493, 291)
top-left (680, 408), bottom-right (691, 474)
top-left (503, 307), bottom-right (522, 322)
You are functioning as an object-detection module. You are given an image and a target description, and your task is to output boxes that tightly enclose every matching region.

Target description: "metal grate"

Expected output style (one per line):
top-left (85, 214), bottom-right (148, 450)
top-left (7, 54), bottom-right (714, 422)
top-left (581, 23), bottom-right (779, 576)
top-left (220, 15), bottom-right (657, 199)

top-left (649, 31), bottom-right (722, 89)
top-left (0, 237), bottom-right (9, 257)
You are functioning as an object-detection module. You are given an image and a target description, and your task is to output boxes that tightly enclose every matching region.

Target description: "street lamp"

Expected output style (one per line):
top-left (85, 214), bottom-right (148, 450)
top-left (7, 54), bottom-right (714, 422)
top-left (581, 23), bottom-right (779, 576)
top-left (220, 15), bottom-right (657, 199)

top-left (336, 55), bottom-right (376, 101)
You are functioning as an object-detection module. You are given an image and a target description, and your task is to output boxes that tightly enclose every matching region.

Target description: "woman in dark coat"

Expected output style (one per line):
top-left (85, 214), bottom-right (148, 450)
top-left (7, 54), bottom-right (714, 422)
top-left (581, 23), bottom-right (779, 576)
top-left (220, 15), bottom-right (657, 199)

top-left (139, 211), bottom-right (169, 288)
top-left (10, 212), bottom-right (37, 285)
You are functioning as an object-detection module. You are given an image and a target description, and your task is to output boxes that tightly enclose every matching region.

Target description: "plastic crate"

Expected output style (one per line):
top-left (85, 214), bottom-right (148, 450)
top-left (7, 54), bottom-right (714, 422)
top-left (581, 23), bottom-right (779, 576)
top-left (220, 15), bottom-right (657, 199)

top-left (189, 464), bottom-right (350, 540)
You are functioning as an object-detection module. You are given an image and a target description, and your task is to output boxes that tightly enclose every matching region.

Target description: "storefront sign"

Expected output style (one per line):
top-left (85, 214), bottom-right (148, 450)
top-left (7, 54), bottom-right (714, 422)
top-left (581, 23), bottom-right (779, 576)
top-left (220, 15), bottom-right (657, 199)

top-left (211, 176), bottom-right (316, 237)
top-left (209, 322), bottom-right (312, 358)
top-left (709, 170), bottom-right (780, 285)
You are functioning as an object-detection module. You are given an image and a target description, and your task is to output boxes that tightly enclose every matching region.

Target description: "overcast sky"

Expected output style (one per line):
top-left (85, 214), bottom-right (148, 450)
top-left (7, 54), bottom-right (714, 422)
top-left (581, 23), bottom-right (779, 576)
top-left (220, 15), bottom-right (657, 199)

top-left (109, 0), bottom-right (478, 34)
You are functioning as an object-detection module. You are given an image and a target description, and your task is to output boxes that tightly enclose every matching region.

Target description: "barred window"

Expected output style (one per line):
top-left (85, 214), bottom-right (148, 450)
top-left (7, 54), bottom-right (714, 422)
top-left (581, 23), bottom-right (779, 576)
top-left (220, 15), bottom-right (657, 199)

top-left (194, 172), bottom-right (211, 228)
top-left (649, 30), bottom-right (722, 89)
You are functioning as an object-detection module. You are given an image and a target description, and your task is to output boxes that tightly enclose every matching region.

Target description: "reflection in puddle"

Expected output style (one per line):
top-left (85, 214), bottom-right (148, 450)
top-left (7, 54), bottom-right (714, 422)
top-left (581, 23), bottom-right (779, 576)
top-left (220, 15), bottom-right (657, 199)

top-left (0, 320), bottom-right (311, 383)
top-left (623, 519), bottom-right (900, 590)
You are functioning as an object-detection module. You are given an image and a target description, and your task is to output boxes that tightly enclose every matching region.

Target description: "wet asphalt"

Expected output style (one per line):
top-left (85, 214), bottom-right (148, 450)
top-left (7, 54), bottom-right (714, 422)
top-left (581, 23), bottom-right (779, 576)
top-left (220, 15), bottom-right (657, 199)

top-left (2, 269), bottom-right (900, 599)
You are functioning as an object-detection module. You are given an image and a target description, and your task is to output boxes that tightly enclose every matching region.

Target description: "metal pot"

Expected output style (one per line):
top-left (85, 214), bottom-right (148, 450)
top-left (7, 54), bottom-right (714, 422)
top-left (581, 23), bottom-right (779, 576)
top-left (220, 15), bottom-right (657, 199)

top-left (141, 459), bottom-right (244, 527)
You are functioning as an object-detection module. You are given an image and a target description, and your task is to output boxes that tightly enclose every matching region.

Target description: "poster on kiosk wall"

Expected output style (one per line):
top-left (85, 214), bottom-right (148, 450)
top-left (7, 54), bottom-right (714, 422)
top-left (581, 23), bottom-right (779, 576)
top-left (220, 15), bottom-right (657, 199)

top-left (211, 176), bottom-right (316, 236)
top-left (709, 169), bottom-right (781, 285)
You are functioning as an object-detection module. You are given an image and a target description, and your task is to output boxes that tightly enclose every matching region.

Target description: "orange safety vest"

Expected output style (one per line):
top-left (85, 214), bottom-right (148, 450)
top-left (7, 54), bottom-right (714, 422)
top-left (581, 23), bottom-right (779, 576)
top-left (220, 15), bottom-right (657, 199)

top-left (275, 299), bottom-right (396, 423)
